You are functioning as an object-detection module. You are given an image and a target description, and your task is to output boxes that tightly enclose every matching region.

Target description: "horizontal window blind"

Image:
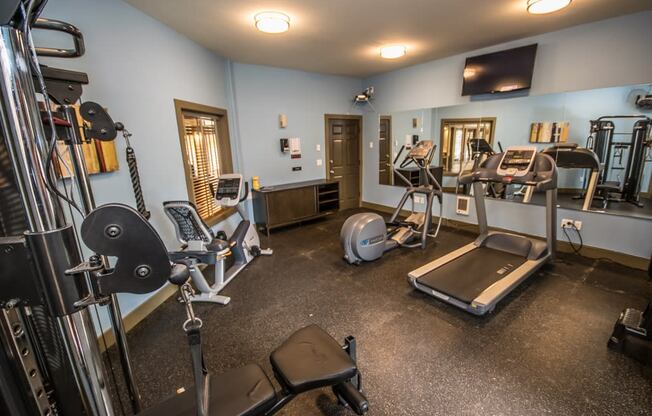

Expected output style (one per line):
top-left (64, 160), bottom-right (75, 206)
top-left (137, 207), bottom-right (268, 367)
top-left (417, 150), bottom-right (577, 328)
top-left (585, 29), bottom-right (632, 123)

top-left (182, 113), bottom-right (222, 221)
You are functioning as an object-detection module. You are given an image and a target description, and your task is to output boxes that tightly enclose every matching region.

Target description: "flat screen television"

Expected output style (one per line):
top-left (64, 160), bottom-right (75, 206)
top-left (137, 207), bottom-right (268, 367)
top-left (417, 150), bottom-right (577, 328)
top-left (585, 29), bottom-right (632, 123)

top-left (461, 44), bottom-right (538, 96)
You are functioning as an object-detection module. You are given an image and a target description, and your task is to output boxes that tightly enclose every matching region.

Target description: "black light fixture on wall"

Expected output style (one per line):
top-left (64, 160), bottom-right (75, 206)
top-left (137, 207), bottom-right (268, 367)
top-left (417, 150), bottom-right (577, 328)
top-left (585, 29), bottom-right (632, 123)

top-left (352, 86), bottom-right (376, 112)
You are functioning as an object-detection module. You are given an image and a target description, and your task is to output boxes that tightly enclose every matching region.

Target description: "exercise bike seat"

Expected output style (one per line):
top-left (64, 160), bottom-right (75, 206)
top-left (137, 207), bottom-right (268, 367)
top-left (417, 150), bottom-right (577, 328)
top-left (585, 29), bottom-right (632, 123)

top-left (270, 325), bottom-right (357, 394)
top-left (207, 238), bottom-right (230, 252)
top-left (138, 364), bottom-right (277, 416)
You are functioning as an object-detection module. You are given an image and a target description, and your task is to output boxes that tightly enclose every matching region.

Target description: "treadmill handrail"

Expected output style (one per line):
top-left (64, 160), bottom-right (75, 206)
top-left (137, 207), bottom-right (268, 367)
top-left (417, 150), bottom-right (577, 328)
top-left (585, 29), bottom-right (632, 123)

top-left (459, 153), bottom-right (557, 190)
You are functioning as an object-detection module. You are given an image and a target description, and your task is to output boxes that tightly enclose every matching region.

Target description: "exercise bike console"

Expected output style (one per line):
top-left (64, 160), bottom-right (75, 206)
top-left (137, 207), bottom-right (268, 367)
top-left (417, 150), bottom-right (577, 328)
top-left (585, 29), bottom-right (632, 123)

top-left (214, 174), bottom-right (244, 206)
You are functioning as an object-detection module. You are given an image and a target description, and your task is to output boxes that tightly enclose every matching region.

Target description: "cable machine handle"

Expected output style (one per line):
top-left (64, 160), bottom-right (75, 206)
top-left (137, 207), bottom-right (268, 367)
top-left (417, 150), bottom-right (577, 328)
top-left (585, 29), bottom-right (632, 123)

top-left (115, 122), bottom-right (151, 220)
top-left (33, 18), bottom-right (85, 58)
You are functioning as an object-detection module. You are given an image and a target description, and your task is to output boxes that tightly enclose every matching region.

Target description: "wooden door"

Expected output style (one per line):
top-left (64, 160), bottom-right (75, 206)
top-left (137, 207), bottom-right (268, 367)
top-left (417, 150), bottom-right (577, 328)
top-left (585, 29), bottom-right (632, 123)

top-left (326, 116), bottom-right (361, 210)
top-left (379, 116), bottom-right (391, 185)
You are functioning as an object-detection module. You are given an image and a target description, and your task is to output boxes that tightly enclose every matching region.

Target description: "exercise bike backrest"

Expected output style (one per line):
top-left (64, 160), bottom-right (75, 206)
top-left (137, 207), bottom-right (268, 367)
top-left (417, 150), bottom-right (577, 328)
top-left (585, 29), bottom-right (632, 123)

top-left (164, 175), bottom-right (249, 250)
top-left (163, 200), bottom-right (215, 248)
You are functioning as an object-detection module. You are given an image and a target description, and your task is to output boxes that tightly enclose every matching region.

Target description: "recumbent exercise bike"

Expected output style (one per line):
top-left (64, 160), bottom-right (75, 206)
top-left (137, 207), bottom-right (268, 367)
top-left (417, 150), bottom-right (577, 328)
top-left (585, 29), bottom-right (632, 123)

top-left (81, 203), bottom-right (370, 416)
top-left (164, 174), bottom-right (272, 305)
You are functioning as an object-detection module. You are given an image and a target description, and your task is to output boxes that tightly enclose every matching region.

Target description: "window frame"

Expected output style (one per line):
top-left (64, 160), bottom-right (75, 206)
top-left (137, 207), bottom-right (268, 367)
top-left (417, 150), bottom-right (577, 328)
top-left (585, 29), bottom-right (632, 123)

top-left (174, 99), bottom-right (235, 227)
top-left (439, 117), bottom-right (496, 176)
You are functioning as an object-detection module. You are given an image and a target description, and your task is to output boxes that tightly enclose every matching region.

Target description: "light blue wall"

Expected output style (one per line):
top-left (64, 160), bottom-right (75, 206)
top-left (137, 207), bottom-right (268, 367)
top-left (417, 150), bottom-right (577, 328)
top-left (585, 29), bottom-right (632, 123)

top-left (362, 11), bottom-right (652, 259)
top-left (230, 63), bottom-right (362, 187)
top-left (37, 0), bottom-right (233, 328)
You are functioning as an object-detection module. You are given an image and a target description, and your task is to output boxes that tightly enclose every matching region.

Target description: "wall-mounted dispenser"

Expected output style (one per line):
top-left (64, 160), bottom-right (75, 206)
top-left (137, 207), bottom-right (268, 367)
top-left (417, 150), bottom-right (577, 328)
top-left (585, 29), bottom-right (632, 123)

top-left (280, 138), bottom-right (289, 153)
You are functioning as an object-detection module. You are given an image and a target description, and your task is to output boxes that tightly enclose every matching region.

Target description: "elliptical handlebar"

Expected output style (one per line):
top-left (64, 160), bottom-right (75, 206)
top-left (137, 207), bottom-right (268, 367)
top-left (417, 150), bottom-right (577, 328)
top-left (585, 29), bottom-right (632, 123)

top-left (393, 145), bottom-right (406, 165)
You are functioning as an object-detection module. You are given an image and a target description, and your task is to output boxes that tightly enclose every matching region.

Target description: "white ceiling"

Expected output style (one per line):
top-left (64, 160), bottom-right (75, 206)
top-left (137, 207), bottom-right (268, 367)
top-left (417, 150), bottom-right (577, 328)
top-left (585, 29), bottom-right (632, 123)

top-left (124, 0), bottom-right (652, 78)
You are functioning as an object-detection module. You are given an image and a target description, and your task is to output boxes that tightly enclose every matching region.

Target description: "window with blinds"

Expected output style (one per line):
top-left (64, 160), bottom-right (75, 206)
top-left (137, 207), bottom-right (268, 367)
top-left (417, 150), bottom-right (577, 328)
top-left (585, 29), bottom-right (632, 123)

top-left (175, 100), bottom-right (233, 226)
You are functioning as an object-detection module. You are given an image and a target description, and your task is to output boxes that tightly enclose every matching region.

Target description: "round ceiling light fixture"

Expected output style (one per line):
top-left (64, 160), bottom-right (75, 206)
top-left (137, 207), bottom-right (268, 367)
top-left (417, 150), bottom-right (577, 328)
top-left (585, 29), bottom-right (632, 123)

top-left (254, 11), bottom-right (290, 33)
top-left (380, 45), bottom-right (407, 59)
top-left (527, 0), bottom-right (572, 14)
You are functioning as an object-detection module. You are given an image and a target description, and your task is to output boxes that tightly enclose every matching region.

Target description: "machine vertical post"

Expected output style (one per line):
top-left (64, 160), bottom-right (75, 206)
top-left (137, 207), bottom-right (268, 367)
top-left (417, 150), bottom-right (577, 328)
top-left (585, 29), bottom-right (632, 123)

top-left (546, 188), bottom-right (557, 260)
top-left (62, 105), bottom-right (142, 413)
top-left (473, 181), bottom-right (488, 236)
top-left (0, 25), bottom-right (114, 416)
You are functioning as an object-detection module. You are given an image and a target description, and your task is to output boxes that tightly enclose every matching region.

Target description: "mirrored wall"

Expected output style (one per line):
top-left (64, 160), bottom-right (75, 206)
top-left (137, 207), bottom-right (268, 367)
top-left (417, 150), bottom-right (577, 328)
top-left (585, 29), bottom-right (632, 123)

top-left (377, 83), bottom-right (652, 220)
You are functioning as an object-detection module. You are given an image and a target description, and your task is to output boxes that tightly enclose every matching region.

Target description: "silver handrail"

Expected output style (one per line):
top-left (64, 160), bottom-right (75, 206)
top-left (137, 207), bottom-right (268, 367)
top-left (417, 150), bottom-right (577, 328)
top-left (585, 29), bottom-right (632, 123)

top-left (33, 17), bottom-right (85, 57)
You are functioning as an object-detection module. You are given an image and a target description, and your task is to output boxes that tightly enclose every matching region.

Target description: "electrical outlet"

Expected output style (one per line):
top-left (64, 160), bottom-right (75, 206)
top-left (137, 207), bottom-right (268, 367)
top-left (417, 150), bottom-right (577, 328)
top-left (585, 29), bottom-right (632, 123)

top-left (316, 144), bottom-right (321, 151)
top-left (561, 218), bottom-right (582, 229)
top-left (316, 159), bottom-right (322, 166)
top-left (561, 219), bottom-right (574, 228)
top-left (369, 141), bottom-right (374, 149)
top-left (414, 196), bottom-right (425, 204)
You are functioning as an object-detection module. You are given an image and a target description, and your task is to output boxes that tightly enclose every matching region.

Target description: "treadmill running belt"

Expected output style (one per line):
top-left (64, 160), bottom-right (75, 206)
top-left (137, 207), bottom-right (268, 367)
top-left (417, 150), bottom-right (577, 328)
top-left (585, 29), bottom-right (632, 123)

top-left (416, 247), bottom-right (527, 304)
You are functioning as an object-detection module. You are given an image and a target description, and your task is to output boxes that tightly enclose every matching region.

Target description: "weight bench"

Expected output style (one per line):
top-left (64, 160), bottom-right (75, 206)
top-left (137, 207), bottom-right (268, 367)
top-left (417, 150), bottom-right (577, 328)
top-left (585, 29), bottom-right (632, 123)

top-left (81, 204), bottom-right (369, 416)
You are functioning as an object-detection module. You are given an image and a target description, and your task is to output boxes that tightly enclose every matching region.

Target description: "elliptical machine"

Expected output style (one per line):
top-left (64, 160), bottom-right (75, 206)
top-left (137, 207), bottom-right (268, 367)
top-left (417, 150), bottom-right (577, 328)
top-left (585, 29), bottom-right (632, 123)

top-left (456, 138), bottom-right (504, 198)
top-left (341, 140), bottom-right (443, 264)
top-left (164, 173), bottom-right (272, 305)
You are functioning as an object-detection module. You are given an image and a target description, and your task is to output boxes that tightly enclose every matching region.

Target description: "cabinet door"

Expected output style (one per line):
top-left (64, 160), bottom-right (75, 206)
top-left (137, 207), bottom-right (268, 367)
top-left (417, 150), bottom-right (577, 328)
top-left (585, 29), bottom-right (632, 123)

top-left (267, 187), bottom-right (317, 226)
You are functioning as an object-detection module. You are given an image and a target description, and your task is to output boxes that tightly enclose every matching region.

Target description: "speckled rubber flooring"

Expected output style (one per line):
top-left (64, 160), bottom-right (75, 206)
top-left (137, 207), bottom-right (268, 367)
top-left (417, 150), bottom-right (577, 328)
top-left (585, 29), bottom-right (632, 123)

top-left (110, 209), bottom-right (652, 416)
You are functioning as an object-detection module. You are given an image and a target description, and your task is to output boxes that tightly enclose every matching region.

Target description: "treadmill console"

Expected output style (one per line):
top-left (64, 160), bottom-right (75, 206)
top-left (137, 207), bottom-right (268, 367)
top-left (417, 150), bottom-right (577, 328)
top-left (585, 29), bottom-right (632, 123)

top-left (496, 146), bottom-right (537, 177)
top-left (214, 173), bottom-right (243, 207)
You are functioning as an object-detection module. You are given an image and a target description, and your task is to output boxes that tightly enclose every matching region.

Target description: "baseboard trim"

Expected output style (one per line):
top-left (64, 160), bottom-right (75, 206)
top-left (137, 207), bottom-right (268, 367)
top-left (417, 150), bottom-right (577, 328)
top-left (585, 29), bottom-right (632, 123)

top-left (97, 284), bottom-right (177, 351)
top-left (360, 201), bottom-right (649, 271)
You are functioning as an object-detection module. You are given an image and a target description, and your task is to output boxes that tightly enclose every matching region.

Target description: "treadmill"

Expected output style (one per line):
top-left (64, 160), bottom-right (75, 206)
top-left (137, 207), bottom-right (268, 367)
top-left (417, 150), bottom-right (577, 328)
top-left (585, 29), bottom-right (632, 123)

top-left (409, 146), bottom-right (557, 315)
top-left (542, 144), bottom-right (601, 211)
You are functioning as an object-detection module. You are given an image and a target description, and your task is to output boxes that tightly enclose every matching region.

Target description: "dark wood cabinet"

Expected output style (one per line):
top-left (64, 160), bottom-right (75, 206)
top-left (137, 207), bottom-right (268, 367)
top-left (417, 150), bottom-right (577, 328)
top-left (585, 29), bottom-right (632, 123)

top-left (393, 166), bottom-right (443, 187)
top-left (252, 179), bottom-right (340, 235)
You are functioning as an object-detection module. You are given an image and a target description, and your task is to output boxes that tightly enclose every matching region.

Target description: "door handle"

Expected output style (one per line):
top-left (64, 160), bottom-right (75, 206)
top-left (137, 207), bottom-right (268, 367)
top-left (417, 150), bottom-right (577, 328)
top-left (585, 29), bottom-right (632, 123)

top-left (329, 160), bottom-right (334, 164)
top-left (329, 169), bottom-right (335, 174)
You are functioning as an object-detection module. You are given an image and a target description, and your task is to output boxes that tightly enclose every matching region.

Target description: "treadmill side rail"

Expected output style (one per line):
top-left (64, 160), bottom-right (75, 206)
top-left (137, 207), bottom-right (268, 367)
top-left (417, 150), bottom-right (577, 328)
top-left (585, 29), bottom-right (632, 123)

top-left (471, 256), bottom-right (549, 314)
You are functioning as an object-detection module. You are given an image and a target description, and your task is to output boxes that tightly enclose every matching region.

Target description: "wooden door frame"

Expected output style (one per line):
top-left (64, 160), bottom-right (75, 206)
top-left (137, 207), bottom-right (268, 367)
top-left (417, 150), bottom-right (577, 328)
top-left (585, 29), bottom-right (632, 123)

top-left (324, 114), bottom-right (363, 208)
top-left (439, 117), bottom-right (496, 177)
top-left (174, 99), bottom-right (235, 225)
top-left (379, 115), bottom-right (392, 185)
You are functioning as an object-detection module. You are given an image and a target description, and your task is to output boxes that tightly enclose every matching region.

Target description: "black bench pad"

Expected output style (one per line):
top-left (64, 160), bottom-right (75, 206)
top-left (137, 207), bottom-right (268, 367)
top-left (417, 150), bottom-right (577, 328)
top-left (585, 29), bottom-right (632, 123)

top-left (138, 364), bottom-right (277, 416)
top-left (270, 325), bottom-right (357, 394)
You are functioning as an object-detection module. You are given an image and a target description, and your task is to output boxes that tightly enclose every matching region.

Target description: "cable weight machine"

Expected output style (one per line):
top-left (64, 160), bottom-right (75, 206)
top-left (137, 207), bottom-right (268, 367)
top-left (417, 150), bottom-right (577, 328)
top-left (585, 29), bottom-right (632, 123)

top-left (584, 115), bottom-right (652, 208)
top-left (0, 2), bottom-right (147, 414)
